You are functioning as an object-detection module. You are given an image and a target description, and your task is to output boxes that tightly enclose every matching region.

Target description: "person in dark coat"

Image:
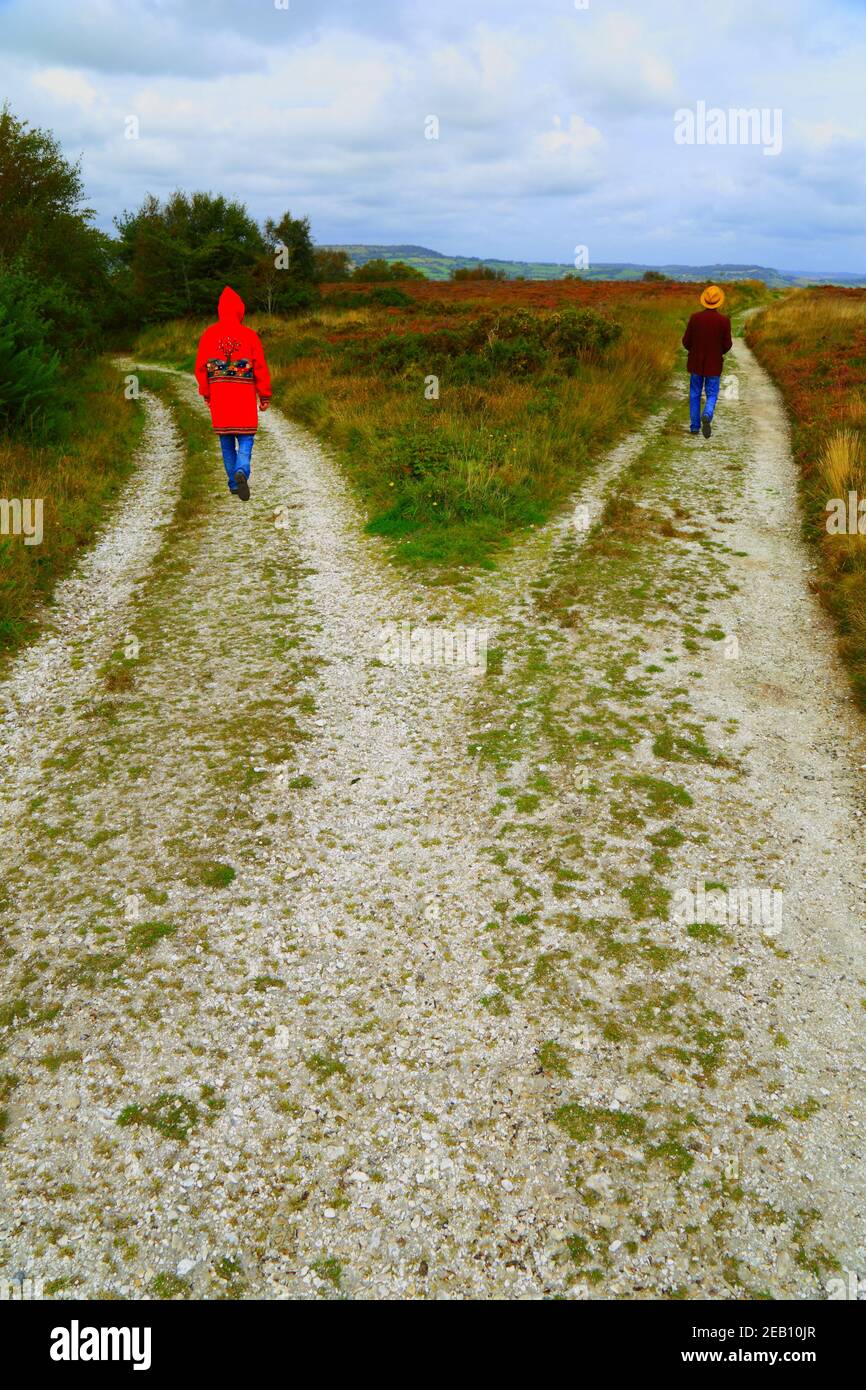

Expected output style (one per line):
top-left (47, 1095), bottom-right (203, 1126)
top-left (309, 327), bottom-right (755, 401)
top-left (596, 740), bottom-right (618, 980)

top-left (682, 285), bottom-right (733, 437)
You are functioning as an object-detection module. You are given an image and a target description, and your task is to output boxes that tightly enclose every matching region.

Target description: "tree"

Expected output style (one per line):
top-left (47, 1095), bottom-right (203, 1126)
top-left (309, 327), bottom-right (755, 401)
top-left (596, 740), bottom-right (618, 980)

top-left (0, 104), bottom-right (119, 351)
top-left (0, 268), bottom-right (61, 432)
top-left (450, 265), bottom-right (507, 281)
top-left (115, 191), bottom-right (266, 321)
top-left (0, 103), bottom-right (88, 268)
top-left (254, 212), bottom-right (317, 313)
top-left (352, 258), bottom-right (426, 283)
top-left (313, 248), bottom-right (352, 282)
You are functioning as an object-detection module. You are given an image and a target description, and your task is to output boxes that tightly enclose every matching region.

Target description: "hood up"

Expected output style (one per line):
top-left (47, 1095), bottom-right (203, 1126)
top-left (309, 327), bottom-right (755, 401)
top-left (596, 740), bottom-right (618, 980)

top-left (218, 285), bottom-right (245, 323)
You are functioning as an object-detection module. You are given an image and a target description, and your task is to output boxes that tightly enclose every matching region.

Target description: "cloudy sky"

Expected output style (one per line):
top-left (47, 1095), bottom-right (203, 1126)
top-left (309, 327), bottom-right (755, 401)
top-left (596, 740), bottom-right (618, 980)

top-left (1, 0), bottom-right (864, 270)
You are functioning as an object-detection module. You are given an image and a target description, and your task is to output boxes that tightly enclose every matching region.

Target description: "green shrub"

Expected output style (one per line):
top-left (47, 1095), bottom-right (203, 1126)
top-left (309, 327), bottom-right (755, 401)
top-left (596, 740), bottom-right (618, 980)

top-left (323, 289), bottom-right (373, 309)
top-left (370, 286), bottom-right (413, 307)
top-left (0, 271), bottom-right (61, 432)
top-left (338, 306), bottom-right (620, 382)
top-left (352, 258), bottom-right (426, 283)
top-left (547, 307), bottom-right (623, 356)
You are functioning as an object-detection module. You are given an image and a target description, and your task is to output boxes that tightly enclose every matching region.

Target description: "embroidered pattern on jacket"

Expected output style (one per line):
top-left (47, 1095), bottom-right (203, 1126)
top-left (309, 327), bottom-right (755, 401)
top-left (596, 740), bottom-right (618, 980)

top-left (206, 357), bottom-right (255, 383)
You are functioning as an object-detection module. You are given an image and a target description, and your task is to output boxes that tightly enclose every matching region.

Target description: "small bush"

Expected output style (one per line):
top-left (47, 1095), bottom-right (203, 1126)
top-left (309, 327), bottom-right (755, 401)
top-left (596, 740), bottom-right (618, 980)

top-left (370, 286), bottom-right (413, 307)
top-left (338, 306), bottom-right (620, 382)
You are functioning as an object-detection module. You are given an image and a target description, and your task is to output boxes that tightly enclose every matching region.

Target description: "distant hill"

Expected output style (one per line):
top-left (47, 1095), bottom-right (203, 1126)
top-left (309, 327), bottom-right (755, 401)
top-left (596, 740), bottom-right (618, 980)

top-left (319, 244), bottom-right (866, 288)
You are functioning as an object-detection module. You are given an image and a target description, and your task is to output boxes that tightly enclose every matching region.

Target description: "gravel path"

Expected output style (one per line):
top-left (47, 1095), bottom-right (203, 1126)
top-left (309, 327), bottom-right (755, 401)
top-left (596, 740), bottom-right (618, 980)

top-left (1, 347), bottom-right (864, 1300)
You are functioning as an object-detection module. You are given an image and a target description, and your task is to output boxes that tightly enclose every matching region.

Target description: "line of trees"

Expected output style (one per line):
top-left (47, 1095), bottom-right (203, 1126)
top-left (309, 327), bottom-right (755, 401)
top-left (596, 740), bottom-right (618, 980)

top-left (0, 104), bottom-right (321, 434)
top-left (0, 102), bottom-right (442, 437)
top-left (450, 265), bottom-right (507, 281)
top-left (310, 250), bottom-right (427, 283)
top-left (0, 104), bottom-right (124, 432)
top-left (115, 194), bottom-right (318, 322)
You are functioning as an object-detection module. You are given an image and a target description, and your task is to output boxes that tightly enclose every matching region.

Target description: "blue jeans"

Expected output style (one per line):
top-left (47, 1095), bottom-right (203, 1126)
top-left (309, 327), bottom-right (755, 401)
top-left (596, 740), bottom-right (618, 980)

top-left (689, 375), bottom-right (720, 432)
top-left (219, 434), bottom-right (255, 491)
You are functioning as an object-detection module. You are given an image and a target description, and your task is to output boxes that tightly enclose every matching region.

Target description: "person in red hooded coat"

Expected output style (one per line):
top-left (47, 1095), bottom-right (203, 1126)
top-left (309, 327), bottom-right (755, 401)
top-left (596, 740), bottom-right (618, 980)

top-left (194, 286), bottom-right (271, 500)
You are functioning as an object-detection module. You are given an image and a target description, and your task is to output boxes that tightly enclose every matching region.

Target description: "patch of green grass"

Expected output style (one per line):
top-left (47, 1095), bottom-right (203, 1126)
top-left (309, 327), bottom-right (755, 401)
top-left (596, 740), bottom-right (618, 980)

top-left (480, 991), bottom-right (510, 1015)
top-left (306, 1052), bottom-right (349, 1084)
top-left (44, 1276), bottom-right (74, 1296)
top-left (652, 727), bottom-right (727, 766)
top-left (197, 862), bottom-right (236, 889)
top-left (149, 1272), bottom-right (190, 1299)
top-left (686, 922), bottom-right (726, 943)
top-left (65, 951), bottom-right (125, 989)
top-left (787, 1097), bottom-right (821, 1121)
top-left (629, 774), bottom-right (693, 812)
top-left (0, 998), bottom-right (29, 1027)
top-left (648, 826), bottom-right (686, 849)
top-left (647, 1138), bottom-right (694, 1176)
top-left (621, 874), bottom-right (670, 920)
top-left (86, 828), bottom-right (121, 849)
top-left (0, 1071), bottom-right (18, 1144)
top-left (39, 1050), bottom-right (82, 1073)
top-left (537, 1040), bottom-right (571, 1077)
top-left (312, 1255), bottom-right (343, 1289)
top-left (0, 358), bottom-right (147, 665)
top-left (553, 1103), bottom-right (646, 1143)
top-left (565, 1234), bottom-right (593, 1267)
top-left (117, 1091), bottom-right (199, 1142)
top-left (127, 920), bottom-right (177, 951)
top-left (746, 1112), bottom-right (785, 1131)
top-left (213, 1255), bottom-right (248, 1298)
top-left (200, 1083), bottom-right (226, 1115)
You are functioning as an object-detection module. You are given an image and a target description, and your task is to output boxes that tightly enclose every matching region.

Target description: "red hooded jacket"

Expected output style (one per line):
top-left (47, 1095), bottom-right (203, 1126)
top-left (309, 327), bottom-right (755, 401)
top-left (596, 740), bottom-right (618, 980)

top-left (194, 286), bottom-right (271, 435)
top-left (681, 308), bottom-right (733, 378)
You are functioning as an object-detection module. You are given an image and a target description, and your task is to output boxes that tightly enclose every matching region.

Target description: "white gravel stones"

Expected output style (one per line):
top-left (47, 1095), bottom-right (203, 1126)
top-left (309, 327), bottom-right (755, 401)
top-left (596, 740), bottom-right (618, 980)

top-left (1, 348), bottom-right (865, 1299)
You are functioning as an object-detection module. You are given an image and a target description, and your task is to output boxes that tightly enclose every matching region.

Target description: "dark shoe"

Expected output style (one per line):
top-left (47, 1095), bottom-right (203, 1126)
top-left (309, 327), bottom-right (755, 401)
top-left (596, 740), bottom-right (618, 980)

top-left (235, 470), bottom-right (250, 501)
top-left (701, 413), bottom-right (712, 438)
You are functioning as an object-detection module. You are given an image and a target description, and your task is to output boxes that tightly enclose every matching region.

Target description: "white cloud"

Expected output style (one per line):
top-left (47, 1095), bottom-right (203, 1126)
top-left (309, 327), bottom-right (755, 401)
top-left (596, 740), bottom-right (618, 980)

top-left (537, 114), bottom-right (604, 158)
top-left (32, 67), bottom-right (99, 110)
top-left (0, 0), bottom-right (863, 270)
top-left (793, 118), bottom-right (860, 149)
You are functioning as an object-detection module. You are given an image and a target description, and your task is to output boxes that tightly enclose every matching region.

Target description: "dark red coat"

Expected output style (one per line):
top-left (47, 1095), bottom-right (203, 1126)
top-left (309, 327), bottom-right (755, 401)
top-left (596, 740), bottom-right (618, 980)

top-left (681, 308), bottom-right (732, 377)
top-left (194, 286), bottom-right (271, 434)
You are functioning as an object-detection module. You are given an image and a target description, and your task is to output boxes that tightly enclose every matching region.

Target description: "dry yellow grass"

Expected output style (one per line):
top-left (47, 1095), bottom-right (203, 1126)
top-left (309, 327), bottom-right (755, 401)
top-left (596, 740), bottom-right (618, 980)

top-left (819, 430), bottom-right (866, 558)
top-left (843, 395), bottom-right (866, 426)
top-left (763, 294), bottom-right (866, 337)
top-left (134, 280), bottom-right (756, 568)
top-left (0, 361), bottom-right (144, 658)
top-left (747, 286), bottom-right (866, 706)
top-left (818, 428), bottom-right (865, 496)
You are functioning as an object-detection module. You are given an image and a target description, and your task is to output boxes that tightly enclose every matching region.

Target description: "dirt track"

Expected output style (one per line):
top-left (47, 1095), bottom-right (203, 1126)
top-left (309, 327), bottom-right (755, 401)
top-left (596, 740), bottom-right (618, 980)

top-left (1, 342), bottom-right (864, 1299)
